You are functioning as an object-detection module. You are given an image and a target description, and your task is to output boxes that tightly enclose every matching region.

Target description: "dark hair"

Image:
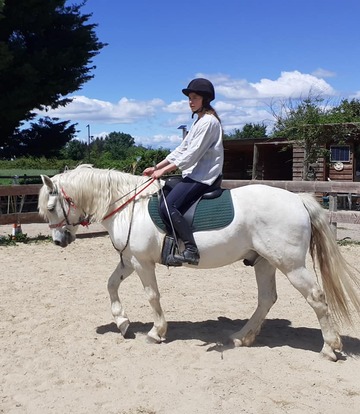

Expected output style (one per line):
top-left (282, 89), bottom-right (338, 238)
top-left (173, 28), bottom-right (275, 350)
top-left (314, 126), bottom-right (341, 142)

top-left (204, 104), bottom-right (221, 124)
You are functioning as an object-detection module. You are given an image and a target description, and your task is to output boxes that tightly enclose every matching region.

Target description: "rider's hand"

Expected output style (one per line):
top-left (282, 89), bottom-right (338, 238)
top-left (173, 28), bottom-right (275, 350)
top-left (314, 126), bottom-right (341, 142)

top-left (151, 169), bottom-right (164, 179)
top-left (143, 167), bottom-right (156, 176)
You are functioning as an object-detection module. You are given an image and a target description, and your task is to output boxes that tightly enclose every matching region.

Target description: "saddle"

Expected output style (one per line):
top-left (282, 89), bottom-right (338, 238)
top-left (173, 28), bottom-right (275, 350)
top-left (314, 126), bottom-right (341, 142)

top-left (148, 175), bottom-right (234, 266)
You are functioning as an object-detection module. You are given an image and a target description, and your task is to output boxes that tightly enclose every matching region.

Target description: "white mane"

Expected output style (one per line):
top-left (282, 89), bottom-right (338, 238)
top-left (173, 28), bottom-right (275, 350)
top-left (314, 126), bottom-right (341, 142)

top-left (39, 165), bottom-right (160, 222)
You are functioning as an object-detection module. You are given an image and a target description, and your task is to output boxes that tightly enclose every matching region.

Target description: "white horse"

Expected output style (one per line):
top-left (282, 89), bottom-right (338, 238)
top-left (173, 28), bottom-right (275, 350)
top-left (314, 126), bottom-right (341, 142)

top-left (38, 165), bottom-right (360, 361)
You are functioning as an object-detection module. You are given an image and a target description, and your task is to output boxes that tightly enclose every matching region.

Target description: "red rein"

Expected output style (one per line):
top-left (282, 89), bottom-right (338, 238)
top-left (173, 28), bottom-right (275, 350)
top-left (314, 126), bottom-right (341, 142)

top-left (102, 177), bottom-right (156, 221)
top-left (50, 178), bottom-right (156, 229)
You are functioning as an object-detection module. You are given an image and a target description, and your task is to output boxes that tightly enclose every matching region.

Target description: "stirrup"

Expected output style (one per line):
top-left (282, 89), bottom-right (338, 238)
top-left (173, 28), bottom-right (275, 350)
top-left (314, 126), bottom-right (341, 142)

top-left (172, 248), bottom-right (200, 265)
top-left (166, 254), bottom-right (184, 267)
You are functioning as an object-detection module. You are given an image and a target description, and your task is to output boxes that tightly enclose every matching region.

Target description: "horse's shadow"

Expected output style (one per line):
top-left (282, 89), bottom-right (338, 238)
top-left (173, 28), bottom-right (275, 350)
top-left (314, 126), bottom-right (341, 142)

top-left (96, 317), bottom-right (360, 358)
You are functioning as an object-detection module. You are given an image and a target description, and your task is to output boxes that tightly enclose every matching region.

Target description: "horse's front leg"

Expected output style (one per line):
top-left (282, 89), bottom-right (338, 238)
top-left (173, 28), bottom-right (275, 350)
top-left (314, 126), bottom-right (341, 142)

top-left (135, 262), bottom-right (167, 343)
top-left (231, 258), bottom-right (277, 347)
top-left (107, 261), bottom-right (134, 336)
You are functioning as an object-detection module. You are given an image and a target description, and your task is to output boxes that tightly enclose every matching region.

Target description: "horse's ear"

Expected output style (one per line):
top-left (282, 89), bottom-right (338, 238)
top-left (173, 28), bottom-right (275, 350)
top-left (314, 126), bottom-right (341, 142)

top-left (41, 175), bottom-right (55, 192)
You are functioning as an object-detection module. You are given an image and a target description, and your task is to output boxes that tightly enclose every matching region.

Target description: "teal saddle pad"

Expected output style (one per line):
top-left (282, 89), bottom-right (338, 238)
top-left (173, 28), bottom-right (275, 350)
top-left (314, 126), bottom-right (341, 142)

top-left (148, 189), bottom-right (234, 233)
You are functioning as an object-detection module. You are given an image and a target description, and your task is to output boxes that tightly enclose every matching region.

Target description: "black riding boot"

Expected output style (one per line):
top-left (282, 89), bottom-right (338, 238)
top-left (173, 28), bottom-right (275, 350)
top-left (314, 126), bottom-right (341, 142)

top-left (167, 211), bottom-right (199, 266)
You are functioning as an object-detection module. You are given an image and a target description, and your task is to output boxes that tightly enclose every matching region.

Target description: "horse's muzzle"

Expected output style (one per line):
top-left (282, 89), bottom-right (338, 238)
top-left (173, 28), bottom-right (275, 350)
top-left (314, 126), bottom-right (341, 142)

top-left (53, 229), bottom-right (75, 248)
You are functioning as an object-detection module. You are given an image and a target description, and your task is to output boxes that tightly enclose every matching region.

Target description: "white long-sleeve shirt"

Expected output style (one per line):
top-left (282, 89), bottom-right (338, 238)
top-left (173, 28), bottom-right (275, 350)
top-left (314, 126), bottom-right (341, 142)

top-left (166, 113), bottom-right (224, 185)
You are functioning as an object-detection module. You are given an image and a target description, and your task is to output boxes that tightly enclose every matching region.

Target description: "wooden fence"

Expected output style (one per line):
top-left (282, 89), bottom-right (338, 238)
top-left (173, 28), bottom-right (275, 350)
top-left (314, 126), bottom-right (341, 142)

top-left (0, 184), bottom-right (42, 225)
top-left (1, 181), bottom-right (360, 236)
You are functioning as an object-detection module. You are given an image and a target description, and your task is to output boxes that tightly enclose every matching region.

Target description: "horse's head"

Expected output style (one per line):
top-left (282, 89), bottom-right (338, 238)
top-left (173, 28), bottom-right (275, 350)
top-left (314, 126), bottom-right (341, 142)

top-left (39, 174), bottom-right (85, 247)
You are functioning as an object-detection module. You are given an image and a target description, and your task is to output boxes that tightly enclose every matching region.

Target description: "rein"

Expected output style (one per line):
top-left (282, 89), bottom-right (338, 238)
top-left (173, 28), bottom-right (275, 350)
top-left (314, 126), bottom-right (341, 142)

top-left (103, 177), bottom-right (156, 221)
top-left (49, 177), bottom-right (156, 229)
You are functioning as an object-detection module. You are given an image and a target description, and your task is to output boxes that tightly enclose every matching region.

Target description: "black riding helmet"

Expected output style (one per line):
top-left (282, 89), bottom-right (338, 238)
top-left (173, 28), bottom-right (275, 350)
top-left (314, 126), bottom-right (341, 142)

top-left (182, 78), bottom-right (215, 102)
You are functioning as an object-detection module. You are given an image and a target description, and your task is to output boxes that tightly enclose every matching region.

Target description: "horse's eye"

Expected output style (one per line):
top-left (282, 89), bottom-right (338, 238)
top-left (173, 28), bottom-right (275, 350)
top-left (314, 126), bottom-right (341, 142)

top-left (47, 195), bottom-right (57, 211)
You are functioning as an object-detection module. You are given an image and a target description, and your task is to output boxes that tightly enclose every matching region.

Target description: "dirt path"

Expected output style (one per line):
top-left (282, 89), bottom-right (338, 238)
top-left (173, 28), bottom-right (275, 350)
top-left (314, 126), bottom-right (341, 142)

top-left (0, 224), bottom-right (359, 414)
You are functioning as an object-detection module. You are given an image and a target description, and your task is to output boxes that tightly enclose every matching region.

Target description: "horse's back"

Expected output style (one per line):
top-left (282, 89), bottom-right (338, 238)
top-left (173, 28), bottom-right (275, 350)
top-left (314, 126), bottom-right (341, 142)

top-left (231, 184), bottom-right (308, 217)
top-left (230, 184), bottom-right (312, 258)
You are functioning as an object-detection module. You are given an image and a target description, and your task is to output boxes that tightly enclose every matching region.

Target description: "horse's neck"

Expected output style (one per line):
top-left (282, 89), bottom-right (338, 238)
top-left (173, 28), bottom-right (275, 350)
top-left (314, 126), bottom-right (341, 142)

top-left (70, 170), bottom-right (152, 221)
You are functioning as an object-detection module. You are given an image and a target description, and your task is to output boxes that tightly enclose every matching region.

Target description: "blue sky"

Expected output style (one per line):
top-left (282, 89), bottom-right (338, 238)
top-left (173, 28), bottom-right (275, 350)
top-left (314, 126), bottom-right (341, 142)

top-left (42, 0), bottom-right (360, 149)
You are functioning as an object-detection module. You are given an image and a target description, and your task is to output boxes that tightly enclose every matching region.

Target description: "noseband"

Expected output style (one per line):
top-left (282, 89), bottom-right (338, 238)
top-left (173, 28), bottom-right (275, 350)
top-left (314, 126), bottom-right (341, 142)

top-left (48, 187), bottom-right (90, 229)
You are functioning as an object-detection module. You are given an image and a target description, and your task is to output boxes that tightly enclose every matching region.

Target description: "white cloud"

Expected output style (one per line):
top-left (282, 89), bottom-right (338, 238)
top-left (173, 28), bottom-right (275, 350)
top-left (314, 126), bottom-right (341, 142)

top-left (221, 107), bottom-right (272, 131)
top-left (214, 71), bottom-right (335, 100)
top-left (35, 70), bottom-right (346, 149)
top-left (216, 79), bottom-right (258, 99)
top-left (40, 71), bottom-right (337, 126)
top-left (40, 95), bottom-right (165, 123)
top-left (164, 100), bottom-right (189, 113)
top-left (312, 68), bottom-right (336, 78)
top-left (135, 133), bottom-right (182, 148)
top-left (188, 68), bottom-right (335, 104)
top-left (214, 101), bottom-right (237, 112)
top-left (350, 91), bottom-right (360, 99)
top-left (252, 71), bottom-right (335, 97)
top-left (165, 113), bottom-right (192, 129)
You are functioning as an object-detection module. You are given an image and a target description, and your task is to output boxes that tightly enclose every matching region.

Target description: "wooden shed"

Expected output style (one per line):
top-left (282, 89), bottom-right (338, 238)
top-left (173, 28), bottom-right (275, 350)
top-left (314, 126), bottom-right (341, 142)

top-left (223, 135), bottom-right (360, 182)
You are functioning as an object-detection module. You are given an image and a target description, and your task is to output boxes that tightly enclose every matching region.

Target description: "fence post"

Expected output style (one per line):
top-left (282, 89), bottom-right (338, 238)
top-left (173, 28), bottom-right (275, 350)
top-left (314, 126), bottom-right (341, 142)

top-left (329, 193), bottom-right (337, 238)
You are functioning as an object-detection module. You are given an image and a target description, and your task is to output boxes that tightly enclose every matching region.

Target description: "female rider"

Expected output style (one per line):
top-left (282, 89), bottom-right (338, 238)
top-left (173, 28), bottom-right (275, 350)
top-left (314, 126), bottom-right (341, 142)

top-left (143, 78), bottom-right (223, 265)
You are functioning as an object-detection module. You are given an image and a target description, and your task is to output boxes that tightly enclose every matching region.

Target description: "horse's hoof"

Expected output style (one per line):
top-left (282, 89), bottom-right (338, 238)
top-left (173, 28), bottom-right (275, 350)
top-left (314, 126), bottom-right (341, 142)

top-left (147, 331), bottom-right (166, 344)
top-left (231, 331), bottom-right (256, 347)
top-left (116, 317), bottom-right (130, 337)
top-left (146, 335), bottom-right (160, 344)
top-left (232, 338), bottom-right (243, 347)
top-left (321, 343), bottom-right (338, 362)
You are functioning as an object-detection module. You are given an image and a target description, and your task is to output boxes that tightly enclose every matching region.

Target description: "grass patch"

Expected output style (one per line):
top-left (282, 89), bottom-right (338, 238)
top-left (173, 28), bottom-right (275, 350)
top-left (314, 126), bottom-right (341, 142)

top-left (337, 238), bottom-right (360, 246)
top-left (0, 169), bottom-right (58, 185)
top-left (0, 233), bottom-right (52, 246)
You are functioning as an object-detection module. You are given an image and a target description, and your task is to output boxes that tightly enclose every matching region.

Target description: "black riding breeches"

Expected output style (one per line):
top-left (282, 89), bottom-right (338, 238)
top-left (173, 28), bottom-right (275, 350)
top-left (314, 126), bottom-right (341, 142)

top-left (159, 177), bottom-right (210, 237)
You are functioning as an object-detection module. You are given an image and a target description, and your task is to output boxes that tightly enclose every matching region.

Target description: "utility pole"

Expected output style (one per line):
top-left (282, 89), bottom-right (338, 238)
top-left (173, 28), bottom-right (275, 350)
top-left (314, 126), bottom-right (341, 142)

top-left (86, 124), bottom-right (91, 163)
top-left (177, 125), bottom-right (187, 140)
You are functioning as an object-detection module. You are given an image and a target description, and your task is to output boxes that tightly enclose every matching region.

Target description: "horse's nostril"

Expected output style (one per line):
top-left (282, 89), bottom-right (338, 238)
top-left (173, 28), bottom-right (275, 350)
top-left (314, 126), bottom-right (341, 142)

top-left (54, 240), bottom-right (61, 246)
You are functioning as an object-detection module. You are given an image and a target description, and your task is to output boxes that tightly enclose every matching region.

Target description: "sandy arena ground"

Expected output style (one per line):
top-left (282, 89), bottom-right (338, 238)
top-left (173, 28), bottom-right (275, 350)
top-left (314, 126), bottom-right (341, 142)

top-left (0, 222), bottom-right (359, 414)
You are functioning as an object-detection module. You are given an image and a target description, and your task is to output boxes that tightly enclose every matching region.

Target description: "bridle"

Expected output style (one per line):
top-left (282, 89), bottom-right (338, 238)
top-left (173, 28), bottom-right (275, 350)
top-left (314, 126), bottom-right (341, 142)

top-left (47, 177), bottom-right (156, 230)
top-left (48, 187), bottom-right (90, 229)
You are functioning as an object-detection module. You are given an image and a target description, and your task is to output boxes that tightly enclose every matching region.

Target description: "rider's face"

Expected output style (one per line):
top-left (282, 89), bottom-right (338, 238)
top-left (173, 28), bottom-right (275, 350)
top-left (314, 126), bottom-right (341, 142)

top-left (188, 92), bottom-right (203, 113)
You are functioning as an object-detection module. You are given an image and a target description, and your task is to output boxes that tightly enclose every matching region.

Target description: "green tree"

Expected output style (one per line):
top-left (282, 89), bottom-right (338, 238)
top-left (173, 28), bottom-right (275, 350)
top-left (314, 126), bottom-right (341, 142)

top-left (270, 95), bottom-right (360, 179)
top-left (130, 147), bottom-right (170, 175)
top-left (88, 136), bottom-right (106, 162)
top-left (0, 0), bottom-right (106, 148)
top-left (93, 138), bottom-right (170, 175)
top-left (61, 138), bottom-right (88, 161)
top-left (224, 123), bottom-right (267, 140)
top-left (103, 132), bottom-right (135, 159)
top-left (327, 99), bottom-right (360, 123)
top-left (7, 117), bottom-right (76, 158)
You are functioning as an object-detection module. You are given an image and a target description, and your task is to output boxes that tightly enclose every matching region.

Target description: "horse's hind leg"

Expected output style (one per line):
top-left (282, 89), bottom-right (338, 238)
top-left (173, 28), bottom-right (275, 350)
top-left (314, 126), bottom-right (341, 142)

top-left (231, 259), bottom-right (277, 347)
top-left (107, 261), bottom-right (134, 336)
top-left (286, 267), bottom-right (342, 361)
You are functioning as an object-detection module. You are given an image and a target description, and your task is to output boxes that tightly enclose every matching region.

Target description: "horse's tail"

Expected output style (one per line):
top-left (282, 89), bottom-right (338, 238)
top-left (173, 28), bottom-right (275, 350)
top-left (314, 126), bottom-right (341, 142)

top-left (299, 193), bottom-right (360, 325)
